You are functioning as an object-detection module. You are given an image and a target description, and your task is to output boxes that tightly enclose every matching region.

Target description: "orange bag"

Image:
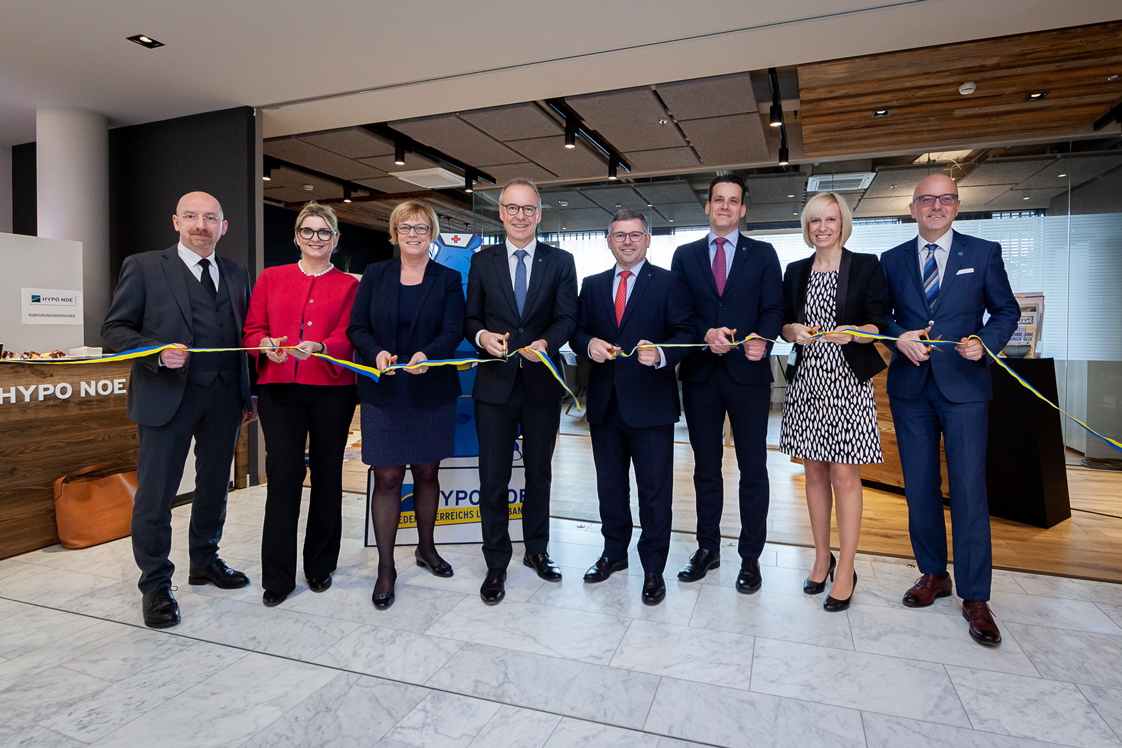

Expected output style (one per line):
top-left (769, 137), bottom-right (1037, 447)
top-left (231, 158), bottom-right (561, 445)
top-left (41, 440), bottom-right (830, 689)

top-left (53, 463), bottom-right (137, 549)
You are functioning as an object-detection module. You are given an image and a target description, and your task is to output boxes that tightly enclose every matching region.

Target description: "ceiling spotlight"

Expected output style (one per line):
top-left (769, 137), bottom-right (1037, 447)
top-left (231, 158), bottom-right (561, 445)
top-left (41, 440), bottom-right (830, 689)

top-left (1058, 173), bottom-right (1067, 178)
top-left (769, 102), bottom-right (783, 128)
top-left (778, 146), bottom-right (790, 166)
top-left (647, 203), bottom-right (654, 207)
top-left (668, 219), bottom-right (674, 222)
top-left (464, 173), bottom-right (474, 193)
top-left (658, 119), bottom-right (669, 126)
top-left (262, 164), bottom-right (273, 182)
top-left (959, 81), bottom-right (977, 95)
top-left (1022, 196), bottom-right (1031, 200)
top-left (564, 117), bottom-right (577, 149)
top-left (1024, 92), bottom-right (1048, 101)
top-left (787, 194), bottom-right (794, 198)
top-left (394, 142), bottom-right (406, 165)
top-left (872, 109), bottom-right (891, 118)
top-left (558, 200), bottom-right (568, 207)
top-left (343, 186), bottom-right (352, 203)
top-left (303, 184), bottom-right (314, 192)
top-left (1109, 75), bottom-right (1120, 83)
top-left (615, 203), bottom-right (622, 209)
top-left (608, 158), bottom-right (618, 180)
top-left (127, 34), bottom-right (164, 49)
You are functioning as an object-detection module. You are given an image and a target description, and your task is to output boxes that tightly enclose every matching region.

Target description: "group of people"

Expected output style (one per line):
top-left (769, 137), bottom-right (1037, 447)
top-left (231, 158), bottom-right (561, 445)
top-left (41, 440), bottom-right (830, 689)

top-left (102, 169), bottom-right (1018, 647)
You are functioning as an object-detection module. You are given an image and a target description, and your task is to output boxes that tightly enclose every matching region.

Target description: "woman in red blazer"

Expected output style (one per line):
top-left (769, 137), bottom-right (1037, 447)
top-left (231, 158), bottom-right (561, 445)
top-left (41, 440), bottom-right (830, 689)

top-left (242, 201), bottom-right (359, 607)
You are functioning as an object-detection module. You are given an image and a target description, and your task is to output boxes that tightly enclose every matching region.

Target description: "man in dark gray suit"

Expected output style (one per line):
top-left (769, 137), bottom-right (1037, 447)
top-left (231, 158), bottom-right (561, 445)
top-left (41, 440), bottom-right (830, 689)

top-left (102, 191), bottom-right (255, 628)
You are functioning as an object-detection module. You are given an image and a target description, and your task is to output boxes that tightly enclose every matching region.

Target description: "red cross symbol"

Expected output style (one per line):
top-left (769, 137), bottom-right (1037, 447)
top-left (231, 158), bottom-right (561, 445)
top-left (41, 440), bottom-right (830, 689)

top-left (452, 235), bottom-right (461, 243)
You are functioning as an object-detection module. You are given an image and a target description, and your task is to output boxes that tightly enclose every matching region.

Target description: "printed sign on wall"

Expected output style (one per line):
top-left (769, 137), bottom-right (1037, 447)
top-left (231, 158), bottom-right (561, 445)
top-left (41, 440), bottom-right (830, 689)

top-left (21, 288), bottom-right (83, 325)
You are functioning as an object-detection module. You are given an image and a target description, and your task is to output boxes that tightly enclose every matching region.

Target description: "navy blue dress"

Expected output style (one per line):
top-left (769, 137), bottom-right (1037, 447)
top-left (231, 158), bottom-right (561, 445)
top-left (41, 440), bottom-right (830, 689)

top-left (361, 283), bottom-right (456, 466)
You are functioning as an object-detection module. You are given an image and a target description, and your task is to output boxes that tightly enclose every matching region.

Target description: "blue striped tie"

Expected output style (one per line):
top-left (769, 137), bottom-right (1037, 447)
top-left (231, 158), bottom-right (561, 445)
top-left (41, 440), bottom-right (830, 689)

top-left (922, 243), bottom-right (940, 308)
top-left (514, 249), bottom-right (528, 316)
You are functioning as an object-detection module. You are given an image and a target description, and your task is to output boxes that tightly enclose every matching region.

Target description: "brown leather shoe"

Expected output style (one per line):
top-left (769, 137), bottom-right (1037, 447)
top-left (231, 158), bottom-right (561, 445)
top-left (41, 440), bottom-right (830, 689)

top-left (902, 573), bottom-right (952, 608)
top-left (962, 600), bottom-right (1002, 645)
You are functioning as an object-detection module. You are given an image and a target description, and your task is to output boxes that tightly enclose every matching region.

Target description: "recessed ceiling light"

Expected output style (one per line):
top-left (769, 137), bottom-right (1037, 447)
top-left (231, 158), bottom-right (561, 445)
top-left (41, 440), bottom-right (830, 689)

top-left (787, 194), bottom-right (794, 198)
top-left (1108, 75), bottom-right (1120, 83)
top-left (127, 34), bottom-right (164, 49)
top-left (1058, 173), bottom-right (1067, 178)
top-left (668, 219), bottom-right (674, 222)
top-left (1022, 196), bottom-right (1031, 200)
top-left (1024, 92), bottom-right (1048, 101)
top-left (658, 119), bottom-right (669, 126)
top-left (558, 200), bottom-right (568, 207)
top-left (303, 184), bottom-right (314, 191)
top-left (871, 109), bottom-right (891, 118)
top-left (959, 81), bottom-right (977, 95)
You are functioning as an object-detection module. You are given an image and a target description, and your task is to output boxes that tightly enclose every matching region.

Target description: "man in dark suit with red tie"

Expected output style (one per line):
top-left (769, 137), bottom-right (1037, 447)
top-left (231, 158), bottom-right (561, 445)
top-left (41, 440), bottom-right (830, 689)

top-left (670, 175), bottom-right (784, 594)
top-left (465, 178), bottom-right (578, 604)
top-left (881, 173), bottom-right (1019, 645)
top-left (571, 210), bottom-right (695, 605)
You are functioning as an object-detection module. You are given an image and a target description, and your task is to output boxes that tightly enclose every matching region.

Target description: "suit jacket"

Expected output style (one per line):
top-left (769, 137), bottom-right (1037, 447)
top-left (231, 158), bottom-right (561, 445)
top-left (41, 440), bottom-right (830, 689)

top-left (101, 245), bottom-right (252, 427)
top-left (881, 230), bottom-right (1019, 402)
top-left (670, 233), bottom-right (784, 385)
top-left (464, 241), bottom-right (578, 404)
top-left (571, 263), bottom-right (695, 428)
top-left (346, 258), bottom-right (466, 408)
top-left (782, 248), bottom-right (888, 383)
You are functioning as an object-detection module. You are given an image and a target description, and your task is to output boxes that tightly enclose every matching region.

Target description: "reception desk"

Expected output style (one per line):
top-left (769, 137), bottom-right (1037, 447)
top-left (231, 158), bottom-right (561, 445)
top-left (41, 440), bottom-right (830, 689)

top-left (0, 360), bottom-right (139, 559)
top-left (861, 346), bottom-right (1071, 529)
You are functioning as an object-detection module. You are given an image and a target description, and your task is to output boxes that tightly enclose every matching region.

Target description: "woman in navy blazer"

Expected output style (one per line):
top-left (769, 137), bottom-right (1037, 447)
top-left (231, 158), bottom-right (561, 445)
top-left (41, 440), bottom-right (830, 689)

top-left (779, 192), bottom-right (887, 612)
top-left (347, 200), bottom-right (465, 609)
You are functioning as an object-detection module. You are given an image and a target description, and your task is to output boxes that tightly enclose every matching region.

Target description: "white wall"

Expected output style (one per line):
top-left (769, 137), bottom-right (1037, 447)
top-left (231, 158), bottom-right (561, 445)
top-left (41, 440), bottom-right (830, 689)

top-left (0, 232), bottom-right (84, 354)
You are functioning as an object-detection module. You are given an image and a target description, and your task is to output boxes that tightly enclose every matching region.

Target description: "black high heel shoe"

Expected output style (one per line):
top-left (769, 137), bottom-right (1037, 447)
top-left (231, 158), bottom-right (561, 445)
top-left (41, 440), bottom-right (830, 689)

top-left (372, 570), bottom-right (396, 610)
top-left (803, 553), bottom-right (836, 595)
top-left (415, 549), bottom-right (454, 578)
top-left (823, 571), bottom-right (857, 612)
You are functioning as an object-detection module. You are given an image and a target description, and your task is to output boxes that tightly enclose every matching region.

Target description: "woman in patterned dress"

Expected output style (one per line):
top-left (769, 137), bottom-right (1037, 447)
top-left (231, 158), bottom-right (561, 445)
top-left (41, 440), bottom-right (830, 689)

top-left (779, 192), bottom-right (887, 611)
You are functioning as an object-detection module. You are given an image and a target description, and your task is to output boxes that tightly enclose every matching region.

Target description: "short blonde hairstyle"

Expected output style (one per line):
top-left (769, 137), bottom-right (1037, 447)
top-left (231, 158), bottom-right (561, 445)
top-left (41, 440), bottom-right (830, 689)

top-left (801, 192), bottom-right (853, 248)
top-left (389, 199), bottom-right (440, 245)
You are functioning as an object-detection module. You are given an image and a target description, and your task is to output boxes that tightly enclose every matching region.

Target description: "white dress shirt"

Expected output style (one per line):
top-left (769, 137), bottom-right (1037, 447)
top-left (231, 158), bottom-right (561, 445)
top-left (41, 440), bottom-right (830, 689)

top-left (916, 230), bottom-right (952, 287)
top-left (178, 242), bottom-right (221, 287)
top-left (474, 239), bottom-right (539, 348)
top-left (707, 229), bottom-right (740, 283)
top-left (589, 259), bottom-right (666, 369)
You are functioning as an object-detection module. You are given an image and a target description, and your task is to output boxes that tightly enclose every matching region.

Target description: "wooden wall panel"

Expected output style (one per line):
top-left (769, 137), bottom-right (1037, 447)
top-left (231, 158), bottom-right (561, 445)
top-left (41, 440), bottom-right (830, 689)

top-left (0, 361), bottom-right (138, 559)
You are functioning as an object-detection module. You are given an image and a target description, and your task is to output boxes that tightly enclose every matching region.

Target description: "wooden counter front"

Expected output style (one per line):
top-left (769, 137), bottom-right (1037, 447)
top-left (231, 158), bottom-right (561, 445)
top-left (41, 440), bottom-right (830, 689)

top-left (0, 360), bottom-right (139, 559)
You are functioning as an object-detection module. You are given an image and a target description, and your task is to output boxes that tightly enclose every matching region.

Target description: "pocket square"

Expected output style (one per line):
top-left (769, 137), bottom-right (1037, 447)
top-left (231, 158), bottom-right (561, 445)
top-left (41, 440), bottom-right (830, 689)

top-left (956, 268), bottom-right (974, 275)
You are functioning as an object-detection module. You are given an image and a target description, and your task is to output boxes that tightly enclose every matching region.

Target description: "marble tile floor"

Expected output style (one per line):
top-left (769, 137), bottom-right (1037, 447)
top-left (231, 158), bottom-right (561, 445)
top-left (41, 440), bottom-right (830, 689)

top-left (1, 486), bottom-right (1122, 746)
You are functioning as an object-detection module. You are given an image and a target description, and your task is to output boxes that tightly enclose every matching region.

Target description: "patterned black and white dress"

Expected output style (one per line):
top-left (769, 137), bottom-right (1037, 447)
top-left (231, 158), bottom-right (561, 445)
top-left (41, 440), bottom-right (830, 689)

top-left (779, 270), bottom-right (882, 464)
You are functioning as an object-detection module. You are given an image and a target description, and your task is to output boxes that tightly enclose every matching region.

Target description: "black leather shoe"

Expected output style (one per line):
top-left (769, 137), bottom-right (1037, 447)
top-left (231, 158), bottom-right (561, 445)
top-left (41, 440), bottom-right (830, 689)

top-left (642, 573), bottom-right (666, 606)
top-left (481, 569), bottom-right (507, 605)
top-left (824, 572), bottom-right (858, 612)
top-left (307, 574), bottom-right (332, 592)
top-left (678, 549), bottom-right (720, 582)
top-left (584, 555), bottom-right (628, 583)
top-left (188, 559), bottom-right (250, 589)
top-left (415, 549), bottom-right (454, 578)
top-left (523, 552), bottom-right (562, 582)
top-left (263, 589), bottom-right (288, 607)
top-left (804, 553), bottom-right (837, 595)
top-left (142, 587), bottom-right (180, 628)
top-left (372, 588), bottom-right (395, 610)
top-left (735, 558), bottom-right (763, 594)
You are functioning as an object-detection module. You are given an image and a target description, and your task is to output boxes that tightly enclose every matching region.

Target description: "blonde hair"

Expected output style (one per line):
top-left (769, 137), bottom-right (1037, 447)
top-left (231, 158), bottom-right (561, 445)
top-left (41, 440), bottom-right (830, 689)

top-left (801, 192), bottom-right (853, 248)
top-left (389, 200), bottom-right (440, 245)
top-left (294, 202), bottom-right (340, 253)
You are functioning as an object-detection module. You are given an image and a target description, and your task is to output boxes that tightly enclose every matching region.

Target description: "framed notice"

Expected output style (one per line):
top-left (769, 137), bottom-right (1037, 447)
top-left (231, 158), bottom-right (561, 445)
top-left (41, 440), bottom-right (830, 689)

top-left (1008, 292), bottom-right (1045, 357)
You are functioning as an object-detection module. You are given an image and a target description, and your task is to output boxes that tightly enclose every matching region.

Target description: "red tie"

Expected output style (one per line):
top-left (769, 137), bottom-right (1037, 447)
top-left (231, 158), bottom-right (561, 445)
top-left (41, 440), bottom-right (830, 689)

top-left (615, 270), bottom-right (631, 326)
top-left (713, 237), bottom-right (727, 296)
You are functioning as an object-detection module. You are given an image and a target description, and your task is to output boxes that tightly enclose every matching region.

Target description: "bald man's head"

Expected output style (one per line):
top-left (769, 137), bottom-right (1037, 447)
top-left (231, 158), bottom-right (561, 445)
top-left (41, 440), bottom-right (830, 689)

top-left (173, 191), bottom-right (228, 257)
top-left (910, 174), bottom-right (960, 242)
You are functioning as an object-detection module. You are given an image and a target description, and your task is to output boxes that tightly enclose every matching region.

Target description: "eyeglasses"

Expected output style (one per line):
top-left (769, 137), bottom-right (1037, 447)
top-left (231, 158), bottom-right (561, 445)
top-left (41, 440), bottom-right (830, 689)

top-left (912, 194), bottom-right (959, 207)
top-left (396, 224), bottom-right (431, 235)
top-left (610, 231), bottom-right (646, 243)
top-left (499, 203), bottom-right (539, 217)
top-left (179, 212), bottom-right (221, 224)
top-left (298, 227), bottom-right (337, 241)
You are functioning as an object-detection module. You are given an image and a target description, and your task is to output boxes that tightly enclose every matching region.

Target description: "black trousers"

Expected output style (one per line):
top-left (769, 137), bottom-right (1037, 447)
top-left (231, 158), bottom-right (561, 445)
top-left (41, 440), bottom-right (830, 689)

top-left (475, 368), bottom-right (560, 569)
top-left (133, 378), bottom-right (242, 594)
top-left (590, 390), bottom-right (675, 573)
top-left (682, 366), bottom-right (771, 559)
top-left (257, 383), bottom-right (356, 594)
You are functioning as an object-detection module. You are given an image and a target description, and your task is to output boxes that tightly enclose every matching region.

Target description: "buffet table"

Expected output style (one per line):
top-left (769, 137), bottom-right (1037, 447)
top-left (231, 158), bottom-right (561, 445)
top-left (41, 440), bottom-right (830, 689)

top-left (0, 360), bottom-right (139, 559)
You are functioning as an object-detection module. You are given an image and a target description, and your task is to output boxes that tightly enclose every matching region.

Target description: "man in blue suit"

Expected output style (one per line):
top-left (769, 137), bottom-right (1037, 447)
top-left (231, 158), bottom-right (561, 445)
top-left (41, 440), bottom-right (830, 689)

top-left (671, 175), bottom-right (784, 594)
top-left (881, 173), bottom-right (1019, 645)
top-left (572, 210), bottom-right (695, 605)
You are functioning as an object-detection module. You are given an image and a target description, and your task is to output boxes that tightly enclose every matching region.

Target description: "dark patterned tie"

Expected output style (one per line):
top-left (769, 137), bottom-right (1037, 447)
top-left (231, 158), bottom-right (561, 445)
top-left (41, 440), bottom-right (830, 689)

top-left (514, 250), bottom-right (528, 316)
top-left (712, 237), bottom-right (727, 296)
top-left (615, 270), bottom-right (631, 326)
top-left (922, 243), bottom-right (939, 308)
top-left (198, 258), bottom-right (218, 301)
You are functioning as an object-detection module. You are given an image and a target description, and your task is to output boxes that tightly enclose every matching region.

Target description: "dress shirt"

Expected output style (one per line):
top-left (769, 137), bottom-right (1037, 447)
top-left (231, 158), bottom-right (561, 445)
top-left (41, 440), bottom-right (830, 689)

top-left (589, 259), bottom-right (666, 369)
top-left (707, 229), bottom-right (740, 284)
top-left (475, 238), bottom-right (539, 348)
top-left (916, 230), bottom-right (952, 287)
top-left (178, 242), bottom-right (220, 287)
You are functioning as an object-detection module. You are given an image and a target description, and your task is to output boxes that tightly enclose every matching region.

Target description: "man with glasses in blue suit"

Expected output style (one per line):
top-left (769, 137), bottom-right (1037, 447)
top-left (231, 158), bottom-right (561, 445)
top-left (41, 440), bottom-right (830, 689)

top-left (880, 173), bottom-right (1019, 646)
